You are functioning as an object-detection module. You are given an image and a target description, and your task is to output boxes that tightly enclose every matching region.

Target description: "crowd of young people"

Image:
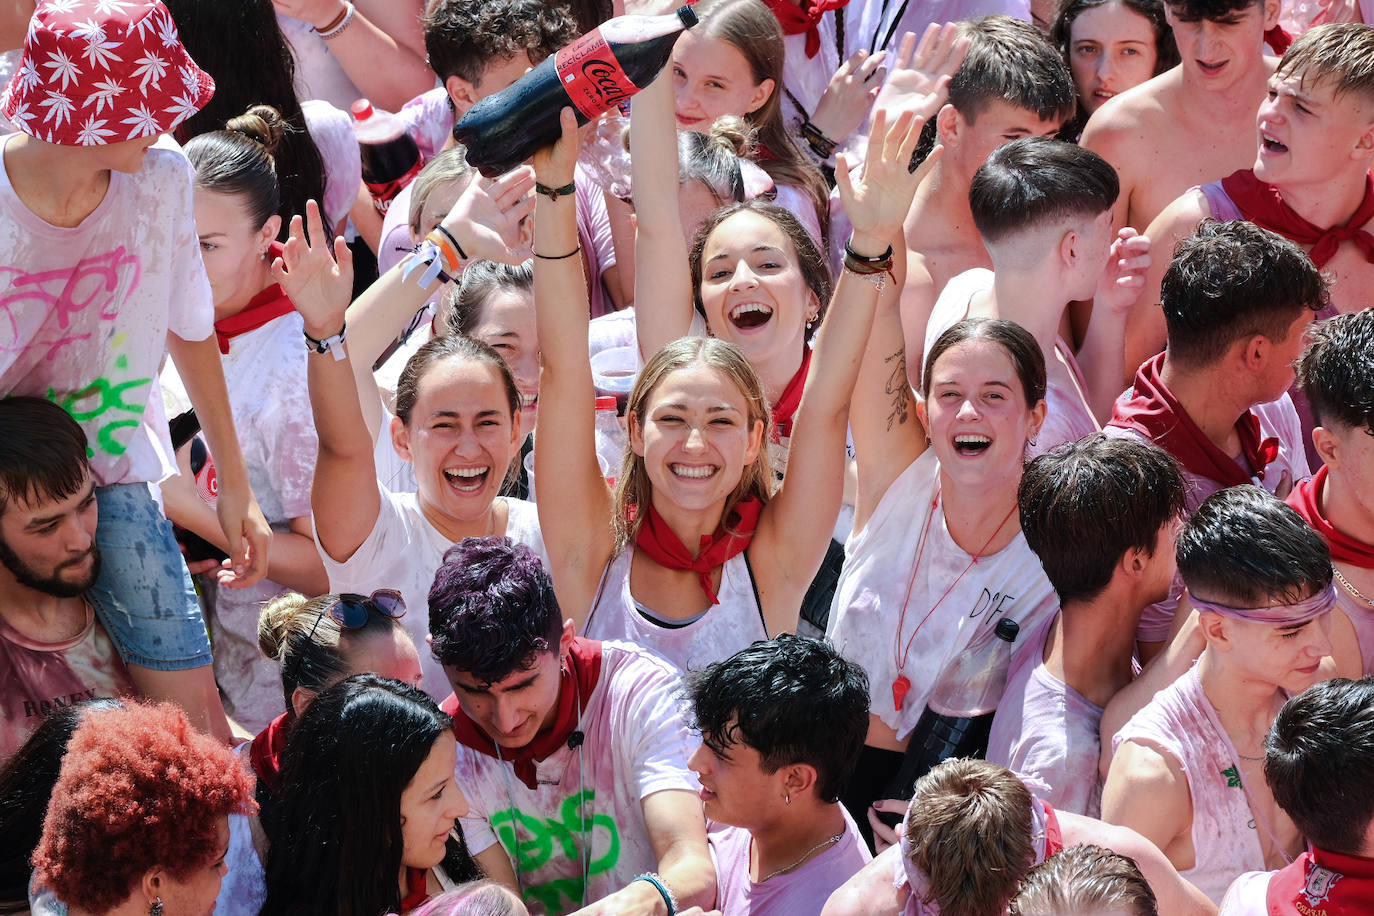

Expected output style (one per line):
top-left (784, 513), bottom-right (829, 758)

top-left (2, 0), bottom-right (1373, 913)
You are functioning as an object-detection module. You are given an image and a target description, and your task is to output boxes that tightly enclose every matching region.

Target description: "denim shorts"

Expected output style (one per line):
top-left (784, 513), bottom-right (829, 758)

top-left (86, 482), bottom-right (213, 671)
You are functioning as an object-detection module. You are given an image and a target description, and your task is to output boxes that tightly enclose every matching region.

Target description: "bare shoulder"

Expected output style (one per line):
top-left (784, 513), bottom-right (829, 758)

top-left (1146, 187), bottom-right (1214, 237)
top-left (822, 846), bottom-right (904, 916)
top-left (1061, 813), bottom-right (1219, 916)
top-left (1108, 736), bottom-right (1186, 788)
top-left (1081, 71), bottom-right (1179, 157)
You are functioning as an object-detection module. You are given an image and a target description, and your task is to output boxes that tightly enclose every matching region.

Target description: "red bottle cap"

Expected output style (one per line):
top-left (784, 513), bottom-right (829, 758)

top-left (350, 98), bottom-right (374, 120)
top-left (595, 396), bottom-right (618, 410)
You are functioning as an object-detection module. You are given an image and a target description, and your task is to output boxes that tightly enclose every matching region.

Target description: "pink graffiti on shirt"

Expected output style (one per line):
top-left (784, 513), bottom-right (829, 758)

top-left (0, 248), bottom-right (143, 361)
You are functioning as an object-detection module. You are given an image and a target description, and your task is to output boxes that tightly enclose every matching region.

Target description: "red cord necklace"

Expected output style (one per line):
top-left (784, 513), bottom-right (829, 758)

top-left (889, 487), bottom-right (1019, 711)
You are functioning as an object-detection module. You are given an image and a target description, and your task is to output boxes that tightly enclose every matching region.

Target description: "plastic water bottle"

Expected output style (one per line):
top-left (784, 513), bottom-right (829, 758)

top-left (453, 6), bottom-right (698, 177)
top-left (594, 396), bottom-right (624, 487)
top-left (352, 99), bottom-right (422, 215)
top-left (878, 618), bottom-right (1020, 824)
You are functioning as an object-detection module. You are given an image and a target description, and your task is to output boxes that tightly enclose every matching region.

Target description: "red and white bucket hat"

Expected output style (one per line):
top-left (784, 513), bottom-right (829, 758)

top-left (1, 0), bottom-right (214, 146)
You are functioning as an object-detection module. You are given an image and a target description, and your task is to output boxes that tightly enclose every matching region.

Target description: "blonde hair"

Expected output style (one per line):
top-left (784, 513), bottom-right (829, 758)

top-left (1010, 845), bottom-right (1158, 916)
top-left (612, 337), bottom-right (772, 549)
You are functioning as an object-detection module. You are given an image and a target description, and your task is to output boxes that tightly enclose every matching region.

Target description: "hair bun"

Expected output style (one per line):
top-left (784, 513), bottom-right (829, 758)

top-left (257, 592), bottom-right (310, 660)
top-left (706, 115), bottom-right (756, 158)
top-left (226, 104), bottom-right (287, 158)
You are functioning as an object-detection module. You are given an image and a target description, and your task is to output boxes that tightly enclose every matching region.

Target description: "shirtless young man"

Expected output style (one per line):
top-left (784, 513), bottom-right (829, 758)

top-left (898, 15), bottom-right (1075, 370)
top-left (1103, 486), bottom-right (1337, 904)
top-left (1126, 23), bottom-right (1374, 370)
top-left (1080, 0), bottom-right (1280, 240)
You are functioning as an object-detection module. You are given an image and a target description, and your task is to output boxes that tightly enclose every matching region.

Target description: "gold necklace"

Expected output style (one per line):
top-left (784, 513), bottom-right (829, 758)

top-left (1334, 566), bottom-right (1374, 608)
top-left (757, 832), bottom-right (845, 883)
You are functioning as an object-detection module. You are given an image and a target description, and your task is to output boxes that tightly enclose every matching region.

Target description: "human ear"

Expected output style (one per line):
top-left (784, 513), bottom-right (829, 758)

top-left (260, 214), bottom-right (283, 252)
top-left (935, 104), bottom-right (960, 145)
top-left (1262, 0), bottom-right (1282, 30)
top-left (290, 686), bottom-right (316, 719)
top-left (445, 75), bottom-right (480, 117)
top-left (391, 415), bottom-right (413, 462)
top-left (1313, 426), bottom-right (1340, 469)
top-left (628, 408), bottom-right (647, 457)
top-left (745, 77), bottom-right (776, 116)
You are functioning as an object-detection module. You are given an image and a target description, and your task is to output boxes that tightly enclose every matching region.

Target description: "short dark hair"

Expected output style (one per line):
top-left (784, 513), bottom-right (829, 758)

top-left (0, 398), bottom-right (89, 517)
top-left (1297, 308), bottom-right (1374, 438)
top-left (1163, 0), bottom-right (1263, 20)
top-left (922, 318), bottom-right (1048, 409)
top-left (1176, 485), bottom-right (1333, 607)
top-left (969, 138), bottom-right (1119, 246)
top-left (1019, 435), bottom-right (1186, 605)
top-left (1265, 677), bottom-right (1374, 855)
top-left (686, 635), bottom-right (869, 803)
top-left (423, 0), bottom-right (577, 87)
top-left (1161, 220), bottom-right (1328, 368)
top-left (428, 537), bottom-right (563, 684)
top-left (1010, 844), bottom-right (1158, 916)
top-left (948, 16), bottom-right (1077, 125)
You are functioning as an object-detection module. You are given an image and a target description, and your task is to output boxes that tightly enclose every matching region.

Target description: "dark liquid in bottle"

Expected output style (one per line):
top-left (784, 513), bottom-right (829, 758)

top-left (876, 710), bottom-right (995, 827)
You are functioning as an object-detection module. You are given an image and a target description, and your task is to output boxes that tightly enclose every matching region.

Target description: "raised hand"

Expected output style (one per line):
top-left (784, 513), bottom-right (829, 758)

top-left (439, 165), bottom-right (537, 265)
top-left (873, 23), bottom-right (970, 123)
top-left (810, 49), bottom-right (888, 147)
top-left (270, 199), bottom-right (353, 340)
top-left (836, 107), bottom-right (927, 250)
top-left (1095, 228), bottom-right (1152, 314)
top-left (531, 107), bottom-right (581, 191)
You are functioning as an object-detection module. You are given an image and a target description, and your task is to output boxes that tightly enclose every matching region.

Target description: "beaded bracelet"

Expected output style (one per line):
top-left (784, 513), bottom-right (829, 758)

top-left (631, 873), bottom-right (677, 916)
top-left (315, 1), bottom-right (355, 39)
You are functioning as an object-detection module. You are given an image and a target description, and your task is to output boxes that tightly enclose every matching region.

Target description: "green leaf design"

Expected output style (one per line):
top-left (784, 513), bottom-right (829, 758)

top-left (1221, 764), bottom-right (1243, 788)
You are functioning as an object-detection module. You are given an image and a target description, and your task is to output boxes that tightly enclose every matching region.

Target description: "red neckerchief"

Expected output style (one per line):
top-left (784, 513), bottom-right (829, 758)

top-left (248, 711), bottom-right (289, 794)
top-left (760, 0), bottom-right (848, 57)
top-left (1042, 800), bottom-right (1064, 858)
top-left (213, 243), bottom-right (294, 354)
top-left (635, 497), bottom-right (763, 605)
top-left (1109, 353), bottom-right (1280, 486)
top-left (442, 638), bottom-right (604, 791)
top-left (772, 347), bottom-right (811, 442)
top-left (1288, 466), bottom-right (1374, 569)
top-left (1221, 168), bottom-right (1374, 269)
top-left (1265, 25), bottom-right (1292, 55)
top-left (400, 867), bottom-right (429, 912)
top-left (1266, 847), bottom-right (1374, 915)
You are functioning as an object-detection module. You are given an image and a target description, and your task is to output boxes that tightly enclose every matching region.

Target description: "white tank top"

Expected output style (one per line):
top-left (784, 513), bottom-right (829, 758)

top-left (583, 546), bottom-right (768, 672)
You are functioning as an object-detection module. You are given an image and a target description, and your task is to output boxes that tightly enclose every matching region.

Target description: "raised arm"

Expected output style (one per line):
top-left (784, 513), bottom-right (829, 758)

top-left (751, 106), bottom-right (928, 636)
top-left (631, 73), bottom-right (695, 361)
top-left (1078, 227), bottom-right (1151, 420)
top-left (532, 110), bottom-right (618, 626)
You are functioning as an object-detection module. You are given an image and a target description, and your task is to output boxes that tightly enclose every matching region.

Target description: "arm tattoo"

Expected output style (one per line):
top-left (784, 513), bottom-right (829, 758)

top-left (883, 348), bottom-right (911, 431)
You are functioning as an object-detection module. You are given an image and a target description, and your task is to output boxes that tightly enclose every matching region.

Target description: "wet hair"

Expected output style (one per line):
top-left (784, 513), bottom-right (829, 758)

top-left (0, 700), bottom-right (123, 907)
top-left (0, 397), bottom-right (88, 517)
top-left (969, 137), bottom-right (1119, 246)
top-left (408, 148), bottom-right (477, 240)
top-left (1264, 677), bottom-right (1374, 855)
top-left (1163, 0), bottom-right (1266, 21)
top-left (1161, 220), bottom-right (1328, 369)
top-left (949, 16), bottom-right (1078, 125)
top-left (922, 318), bottom-right (1048, 408)
top-left (258, 591), bottom-right (412, 713)
top-left (264, 675), bottom-right (464, 916)
top-left (1277, 23), bottom-right (1374, 112)
top-left (614, 337), bottom-right (772, 548)
top-left (410, 881), bottom-right (529, 916)
top-left (691, 0), bottom-right (830, 234)
top-left (1297, 308), bottom-right (1374, 437)
top-left (186, 105), bottom-right (284, 232)
top-left (905, 759), bottom-right (1035, 916)
top-left (423, 0), bottom-right (577, 87)
top-left (679, 117), bottom-right (755, 207)
top-left (1019, 435), bottom-right (1186, 605)
top-left (1177, 485), bottom-right (1333, 607)
top-left (394, 334), bottom-right (521, 426)
top-left (687, 635), bottom-right (869, 803)
top-left (1010, 844), bottom-right (1159, 916)
top-left (1052, 0), bottom-right (1179, 74)
top-left (689, 199), bottom-right (833, 329)
top-left (442, 261), bottom-right (536, 338)
top-left (32, 703), bottom-right (255, 914)
top-left (164, 0), bottom-right (330, 234)
top-left (428, 538), bottom-right (563, 684)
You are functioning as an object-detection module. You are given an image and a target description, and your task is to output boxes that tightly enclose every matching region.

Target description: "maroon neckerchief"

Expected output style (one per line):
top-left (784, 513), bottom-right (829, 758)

top-left (772, 347), bottom-right (811, 442)
top-left (442, 638), bottom-right (604, 791)
top-left (1109, 353), bottom-right (1280, 486)
top-left (213, 242), bottom-right (294, 354)
top-left (248, 711), bottom-right (289, 794)
top-left (1265, 25), bottom-right (1292, 54)
top-left (400, 867), bottom-right (429, 912)
top-left (1042, 800), bottom-right (1064, 858)
top-left (760, 0), bottom-right (849, 57)
top-left (635, 497), bottom-right (763, 605)
top-left (1221, 168), bottom-right (1374, 269)
top-left (1266, 847), bottom-right (1374, 915)
top-left (1288, 466), bottom-right (1374, 569)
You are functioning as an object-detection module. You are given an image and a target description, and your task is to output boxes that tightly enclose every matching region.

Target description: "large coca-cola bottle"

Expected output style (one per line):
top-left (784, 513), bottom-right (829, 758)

top-left (352, 99), bottom-right (423, 215)
top-left (453, 5), bottom-right (698, 177)
top-left (878, 617), bottom-right (1020, 826)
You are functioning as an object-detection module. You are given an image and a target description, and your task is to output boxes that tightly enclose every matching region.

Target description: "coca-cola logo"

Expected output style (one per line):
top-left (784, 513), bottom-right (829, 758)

top-left (581, 58), bottom-right (631, 104)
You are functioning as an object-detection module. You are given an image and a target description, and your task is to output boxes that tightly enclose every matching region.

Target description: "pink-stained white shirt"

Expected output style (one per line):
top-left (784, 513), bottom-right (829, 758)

top-left (453, 641), bottom-right (698, 915)
top-left (0, 138), bottom-right (214, 486)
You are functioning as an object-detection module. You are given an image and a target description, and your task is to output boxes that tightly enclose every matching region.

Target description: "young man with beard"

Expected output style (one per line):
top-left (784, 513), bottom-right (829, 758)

top-left (0, 399), bottom-right (136, 761)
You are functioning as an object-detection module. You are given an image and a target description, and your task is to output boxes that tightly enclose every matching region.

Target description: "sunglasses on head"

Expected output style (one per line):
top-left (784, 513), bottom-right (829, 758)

top-left (320, 589), bottom-right (406, 629)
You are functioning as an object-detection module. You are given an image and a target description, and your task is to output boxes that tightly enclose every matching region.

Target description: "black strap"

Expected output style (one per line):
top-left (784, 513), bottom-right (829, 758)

top-left (869, 0), bottom-right (913, 56)
top-left (742, 548), bottom-right (768, 634)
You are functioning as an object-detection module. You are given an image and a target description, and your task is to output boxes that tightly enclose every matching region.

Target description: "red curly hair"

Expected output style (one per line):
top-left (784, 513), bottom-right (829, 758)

top-left (31, 703), bottom-right (255, 914)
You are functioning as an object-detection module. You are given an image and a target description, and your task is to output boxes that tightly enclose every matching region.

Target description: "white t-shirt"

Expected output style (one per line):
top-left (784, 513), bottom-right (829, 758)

top-left (0, 138), bottom-right (214, 486)
top-left (827, 450), bottom-right (1058, 737)
top-left (319, 487), bottom-right (547, 699)
top-left (453, 641), bottom-right (698, 915)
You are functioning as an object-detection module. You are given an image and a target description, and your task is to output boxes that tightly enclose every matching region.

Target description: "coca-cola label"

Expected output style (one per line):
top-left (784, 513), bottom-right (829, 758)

top-left (556, 30), bottom-right (638, 120)
top-left (365, 158), bottom-right (425, 215)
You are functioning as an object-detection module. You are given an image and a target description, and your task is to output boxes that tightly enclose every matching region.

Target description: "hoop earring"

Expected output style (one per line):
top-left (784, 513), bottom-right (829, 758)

top-left (785, 794), bottom-right (791, 806)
